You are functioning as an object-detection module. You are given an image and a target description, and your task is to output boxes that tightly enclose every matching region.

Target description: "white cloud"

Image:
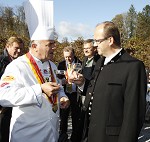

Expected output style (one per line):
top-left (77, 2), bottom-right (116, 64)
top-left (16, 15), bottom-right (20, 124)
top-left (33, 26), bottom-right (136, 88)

top-left (57, 21), bottom-right (94, 41)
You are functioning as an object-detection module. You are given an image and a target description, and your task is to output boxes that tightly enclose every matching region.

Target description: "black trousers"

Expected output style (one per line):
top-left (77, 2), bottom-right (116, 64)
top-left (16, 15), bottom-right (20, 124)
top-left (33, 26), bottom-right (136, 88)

top-left (60, 92), bottom-right (80, 141)
top-left (0, 107), bottom-right (12, 142)
top-left (76, 95), bottom-right (89, 142)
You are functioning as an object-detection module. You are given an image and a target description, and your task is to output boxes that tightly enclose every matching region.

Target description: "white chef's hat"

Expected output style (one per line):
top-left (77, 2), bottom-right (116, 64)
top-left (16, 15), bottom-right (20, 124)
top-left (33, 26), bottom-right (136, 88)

top-left (23, 0), bottom-right (55, 40)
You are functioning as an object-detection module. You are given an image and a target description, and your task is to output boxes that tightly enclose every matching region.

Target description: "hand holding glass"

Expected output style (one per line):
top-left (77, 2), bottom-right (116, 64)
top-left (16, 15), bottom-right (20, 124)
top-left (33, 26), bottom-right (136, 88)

top-left (66, 64), bottom-right (82, 82)
top-left (72, 63), bottom-right (82, 72)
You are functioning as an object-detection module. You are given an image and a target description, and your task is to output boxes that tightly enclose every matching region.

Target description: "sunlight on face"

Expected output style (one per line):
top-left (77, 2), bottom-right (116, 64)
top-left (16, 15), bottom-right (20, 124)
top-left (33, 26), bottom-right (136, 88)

top-left (34, 40), bottom-right (56, 62)
top-left (6, 42), bottom-right (23, 59)
top-left (94, 25), bottom-right (108, 56)
top-left (83, 42), bottom-right (96, 58)
top-left (63, 51), bottom-right (74, 64)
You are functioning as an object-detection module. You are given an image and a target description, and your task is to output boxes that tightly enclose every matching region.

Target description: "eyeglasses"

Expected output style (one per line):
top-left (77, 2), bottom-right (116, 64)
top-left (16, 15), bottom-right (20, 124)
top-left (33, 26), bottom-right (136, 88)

top-left (94, 37), bottom-right (110, 44)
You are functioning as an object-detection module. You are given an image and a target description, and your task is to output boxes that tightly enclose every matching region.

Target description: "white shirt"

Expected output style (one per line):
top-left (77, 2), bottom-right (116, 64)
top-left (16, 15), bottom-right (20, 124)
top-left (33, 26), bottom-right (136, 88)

top-left (104, 48), bottom-right (122, 65)
top-left (66, 61), bottom-right (76, 92)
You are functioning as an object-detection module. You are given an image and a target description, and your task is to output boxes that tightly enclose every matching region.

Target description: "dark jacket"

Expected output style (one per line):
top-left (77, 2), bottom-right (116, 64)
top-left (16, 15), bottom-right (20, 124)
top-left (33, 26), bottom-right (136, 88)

top-left (0, 49), bottom-right (12, 113)
top-left (81, 54), bottom-right (100, 95)
top-left (83, 49), bottom-right (147, 142)
top-left (77, 54), bottom-right (100, 142)
top-left (0, 49), bottom-right (12, 142)
top-left (0, 49), bottom-right (11, 77)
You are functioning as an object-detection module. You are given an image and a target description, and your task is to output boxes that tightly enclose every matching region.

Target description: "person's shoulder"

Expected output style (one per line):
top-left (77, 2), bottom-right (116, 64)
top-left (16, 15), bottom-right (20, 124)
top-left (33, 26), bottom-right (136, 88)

top-left (7, 55), bottom-right (24, 67)
top-left (78, 59), bottom-right (82, 64)
top-left (82, 56), bottom-right (87, 63)
top-left (0, 54), bottom-right (5, 59)
top-left (59, 60), bottom-right (66, 63)
top-left (75, 56), bottom-right (82, 63)
top-left (122, 52), bottom-right (145, 70)
top-left (121, 49), bottom-right (137, 61)
top-left (123, 51), bottom-right (142, 62)
top-left (94, 54), bottom-right (100, 62)
top-left (0, 54), bottom-right (10, 69)
top-left (0, 54), bottom-right (8, 62)
top-left (58, 60), bottom-right (66, 65)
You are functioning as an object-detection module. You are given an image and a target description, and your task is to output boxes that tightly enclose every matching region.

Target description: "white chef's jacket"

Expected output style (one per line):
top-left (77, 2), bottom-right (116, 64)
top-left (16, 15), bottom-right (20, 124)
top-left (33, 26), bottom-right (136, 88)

top-left (0, 54), bottom-right (67, 142)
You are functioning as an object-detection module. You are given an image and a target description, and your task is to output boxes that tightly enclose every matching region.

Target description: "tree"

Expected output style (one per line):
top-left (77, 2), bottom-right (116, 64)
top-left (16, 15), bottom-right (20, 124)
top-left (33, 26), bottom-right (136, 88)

top-left (14, 6), bottom-right (29, 38)
top-left (0, 4), bottom-right (149, 68)
top-left (126, 4), bottom-right (137, 38)
top-left (71, 37), bottom-right (84, 61)
top-left (112, 14), bottom-right (128, 47)
top-left (3, 7), bottom-right (14, 33)
top-left (136, 5), bottom-right (150, 40)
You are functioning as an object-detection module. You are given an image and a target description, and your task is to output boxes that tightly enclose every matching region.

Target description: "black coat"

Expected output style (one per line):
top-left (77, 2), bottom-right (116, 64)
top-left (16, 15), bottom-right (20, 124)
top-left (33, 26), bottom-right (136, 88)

top-left (83, 49), bottom-right (147, 142)
top-left (0, 49), bottom-right (12, 142)
top-left (0, 49), bottom-right (12, 112)
top-left (0, 49), bottom-right (11, 77)
top-left (81, 54), bottom-right (100, 95)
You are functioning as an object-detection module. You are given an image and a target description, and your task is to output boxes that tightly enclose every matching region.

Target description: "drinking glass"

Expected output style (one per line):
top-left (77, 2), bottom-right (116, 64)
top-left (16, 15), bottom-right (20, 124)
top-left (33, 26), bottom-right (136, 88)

top-left (55, 70), bottom-right (65, 79)
top-left (72, 63), bottom-right (82, 72)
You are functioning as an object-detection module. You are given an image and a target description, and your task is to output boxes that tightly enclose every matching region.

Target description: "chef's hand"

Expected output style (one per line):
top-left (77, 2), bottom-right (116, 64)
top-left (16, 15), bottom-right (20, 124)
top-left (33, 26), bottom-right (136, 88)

top-left (41, 82), bottom-right (60, 97)
top-left (60, 97), bottom-right (70, 109)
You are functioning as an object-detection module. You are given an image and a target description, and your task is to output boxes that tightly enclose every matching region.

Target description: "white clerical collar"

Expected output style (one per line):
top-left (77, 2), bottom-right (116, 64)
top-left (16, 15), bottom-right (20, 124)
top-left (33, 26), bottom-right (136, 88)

top-left (104, 48), bottom-right (122, 65)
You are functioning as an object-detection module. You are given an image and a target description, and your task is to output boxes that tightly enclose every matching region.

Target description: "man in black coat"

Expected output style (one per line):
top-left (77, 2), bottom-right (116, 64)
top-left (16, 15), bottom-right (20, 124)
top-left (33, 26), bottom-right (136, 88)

top-left (80, 39), bottom-right (100, 99)
top-left (77, 39), bottom-right (100, 141)
top-left (0, 36), bottom-right (23, 142)
top-left (68, 21), bottom-right (147, 142)
top-left (58, 46), bottom-right (81, 142)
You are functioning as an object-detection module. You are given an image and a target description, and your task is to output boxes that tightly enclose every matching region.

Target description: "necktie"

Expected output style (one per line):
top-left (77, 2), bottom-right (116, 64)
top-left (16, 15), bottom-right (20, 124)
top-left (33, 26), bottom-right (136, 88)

top-left (66, 63), bottom-right (72, 93)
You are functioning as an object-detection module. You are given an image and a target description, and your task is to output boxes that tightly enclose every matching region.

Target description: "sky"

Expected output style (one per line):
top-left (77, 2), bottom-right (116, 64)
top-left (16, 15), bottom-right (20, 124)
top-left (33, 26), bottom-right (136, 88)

top-left (0, 0), bottom-right (149, 41)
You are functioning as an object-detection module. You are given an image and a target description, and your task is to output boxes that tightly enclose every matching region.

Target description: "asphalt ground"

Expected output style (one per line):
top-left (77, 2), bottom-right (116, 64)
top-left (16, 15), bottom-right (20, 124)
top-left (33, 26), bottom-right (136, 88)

top-left (139, 123), bottom-right (150, 142)
top-left (67, 116), bottom-right (150, 142)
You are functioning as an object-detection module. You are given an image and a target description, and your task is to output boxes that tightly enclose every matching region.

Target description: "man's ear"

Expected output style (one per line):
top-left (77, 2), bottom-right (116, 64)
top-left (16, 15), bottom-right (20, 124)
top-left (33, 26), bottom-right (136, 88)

top-left (108, 37), bottom-right (114, 46)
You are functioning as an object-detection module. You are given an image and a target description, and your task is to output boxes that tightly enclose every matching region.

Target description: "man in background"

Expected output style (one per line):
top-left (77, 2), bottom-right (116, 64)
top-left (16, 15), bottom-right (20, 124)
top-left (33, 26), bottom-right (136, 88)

top-left (79, 39), bottom-right (100, 106)
top-left (58, 46), bottom-right (81, 142)
top-left (0, 36), bottom-right (24, 142)
top-left (77, 39), bottom-right (100, 141)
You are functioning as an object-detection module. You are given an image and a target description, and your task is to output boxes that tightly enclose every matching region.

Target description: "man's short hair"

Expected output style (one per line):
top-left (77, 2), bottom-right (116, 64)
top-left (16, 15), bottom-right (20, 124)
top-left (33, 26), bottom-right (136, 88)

top-left (96, 21), bottom-right (121, 46)
top-left (63, 46), bottom-right (75, 55)
top-left (84, 39), bottom-right (94, 44)
top-left (5, 36), bottom-right (24, 47)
